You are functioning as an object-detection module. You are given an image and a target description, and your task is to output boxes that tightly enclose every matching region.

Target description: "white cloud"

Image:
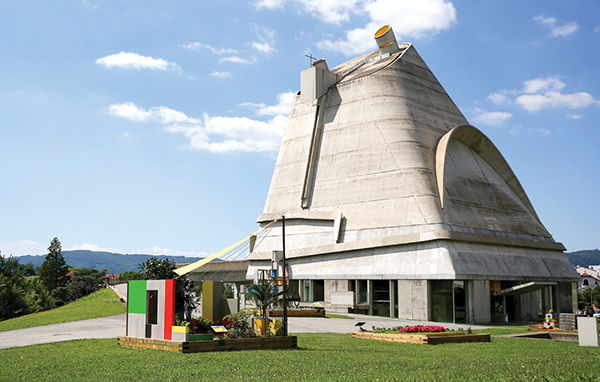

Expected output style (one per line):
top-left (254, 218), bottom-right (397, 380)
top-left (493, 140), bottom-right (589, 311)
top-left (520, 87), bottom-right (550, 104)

top-left (486, 90), bottom-right (511, 105)
top-left (106, 102), bottom-right (198, 124)
top-left (533, 15), bottom-right (579, 37)
top-left (595, 26), bottom-right (600, 33)
top-left (1, 240), bottom-right (46, 256)
top-left (211, 71), bottom-right (233, 78)
top-left (567, 114), bottom-right (583, 120)
top-left (219, 56), bottom-right (258, 64)
top-left (485, 76), bottom-right (600, 114)
top-left (522, 77), bottom-right (566, 94)
top-left (179, 42), bottom-right (237, 55)
top-left (107, 93), bottom-right (295, 154)
top-left (82, 0), bottom-right (97, 9)
top-left (516, 91), bottom-right (599, 112)
top-left (96, 52), bottom-right (180, 71)
top-left (254, 0), bottom-right (285, 8)
top-left (254, 0), bottom-right (361, 24)
top-left (471, 108), bottom-right (512, 126)
top-left (509, 126), bottom-right (522, 135)
top-left (248, 25), bottom-right (277, 55)
top-left (241, 91), bottom-right (295, 116)
top-left (317, 0), bottom-right (457, 55)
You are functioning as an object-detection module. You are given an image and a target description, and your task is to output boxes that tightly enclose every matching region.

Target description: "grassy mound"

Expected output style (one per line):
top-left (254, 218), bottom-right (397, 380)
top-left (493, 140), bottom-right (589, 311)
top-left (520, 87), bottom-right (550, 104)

top-left (0, 288), bottom-right (125, 332)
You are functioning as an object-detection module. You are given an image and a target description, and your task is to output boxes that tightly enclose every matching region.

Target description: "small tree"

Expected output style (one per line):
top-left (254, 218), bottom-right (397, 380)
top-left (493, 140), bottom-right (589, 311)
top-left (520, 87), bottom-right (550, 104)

top-left (68, 267), bottom-right (107, 301)
top-left (39, 238), bottom-right (69, 292)
top-left (247, 281), bottom-right (283, 329)
top-left (138, 257), bottom-right (198, 319)
top-left (117, 270), bottom-right (143, 282)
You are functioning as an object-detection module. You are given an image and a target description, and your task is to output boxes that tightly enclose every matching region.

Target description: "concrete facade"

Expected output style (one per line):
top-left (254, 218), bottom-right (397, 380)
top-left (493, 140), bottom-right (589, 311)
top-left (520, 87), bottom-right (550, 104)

top-left (246, 26), bottom-right (579, 324)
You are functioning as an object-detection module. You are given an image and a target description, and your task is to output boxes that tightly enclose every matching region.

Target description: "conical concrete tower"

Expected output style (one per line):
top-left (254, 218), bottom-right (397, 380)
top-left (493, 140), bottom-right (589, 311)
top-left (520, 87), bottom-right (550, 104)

top-left (247, 26), bottom-right (578, 323)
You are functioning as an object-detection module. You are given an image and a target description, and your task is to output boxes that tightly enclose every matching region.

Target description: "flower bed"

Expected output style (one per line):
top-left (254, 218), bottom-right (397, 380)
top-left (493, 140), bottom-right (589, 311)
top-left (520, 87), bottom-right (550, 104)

top-left (353, 331), bottom-right (490, 345)
top-left (399, 325), bottom-right (447, 333)
top-left (118, 335), bottom-right (297, 353)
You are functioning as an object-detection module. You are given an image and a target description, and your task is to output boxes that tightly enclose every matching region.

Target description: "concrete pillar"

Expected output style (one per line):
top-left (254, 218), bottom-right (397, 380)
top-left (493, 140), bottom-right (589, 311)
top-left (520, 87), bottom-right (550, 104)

top-left (397, 280), bottom-right (428, 321)
top-left (469, 280), bottom-right (491, 324)
top-left (556, 282), bottom-right (576, 314)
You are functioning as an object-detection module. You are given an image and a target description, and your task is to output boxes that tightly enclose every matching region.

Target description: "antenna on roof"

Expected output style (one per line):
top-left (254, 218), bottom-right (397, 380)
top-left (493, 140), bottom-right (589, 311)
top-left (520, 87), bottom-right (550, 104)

top-left (305, 53), bottom-right (316, 67)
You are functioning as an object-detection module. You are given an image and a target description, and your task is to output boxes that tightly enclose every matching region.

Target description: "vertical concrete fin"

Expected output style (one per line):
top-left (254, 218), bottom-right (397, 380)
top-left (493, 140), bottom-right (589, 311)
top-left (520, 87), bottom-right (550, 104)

top-left (301, 93), bottom-right (328, 209)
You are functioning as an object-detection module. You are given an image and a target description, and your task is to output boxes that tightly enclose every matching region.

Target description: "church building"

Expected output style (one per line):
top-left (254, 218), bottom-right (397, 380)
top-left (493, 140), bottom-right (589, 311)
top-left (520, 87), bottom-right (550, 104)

top-left (246, 25), bottom-right (579, 324)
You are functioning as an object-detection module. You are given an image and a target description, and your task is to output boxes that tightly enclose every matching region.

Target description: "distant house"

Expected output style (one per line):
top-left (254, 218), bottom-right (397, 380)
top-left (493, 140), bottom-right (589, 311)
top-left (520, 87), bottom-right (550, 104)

top-left (105, 273), bottom-right (119, 285)
top-left (575, 266), bottom-right (599, 291)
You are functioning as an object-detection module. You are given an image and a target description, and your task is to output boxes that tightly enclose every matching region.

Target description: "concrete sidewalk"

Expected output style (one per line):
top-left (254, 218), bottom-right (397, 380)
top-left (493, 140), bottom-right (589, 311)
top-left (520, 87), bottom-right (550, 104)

top-left (0, 313), bottom-right (492, 350)
top-left (0, 314), bottom-right (126, 350)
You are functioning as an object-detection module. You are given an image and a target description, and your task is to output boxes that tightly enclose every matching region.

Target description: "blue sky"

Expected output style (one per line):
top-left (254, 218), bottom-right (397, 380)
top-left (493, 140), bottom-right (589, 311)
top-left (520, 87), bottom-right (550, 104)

top-left (1, 0), bottom-right (598, 258)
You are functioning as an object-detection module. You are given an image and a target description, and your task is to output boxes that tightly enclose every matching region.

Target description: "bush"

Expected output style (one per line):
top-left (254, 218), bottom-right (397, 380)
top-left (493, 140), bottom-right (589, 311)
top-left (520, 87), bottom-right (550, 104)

top-left (222, 311), bottom-right (256, 338)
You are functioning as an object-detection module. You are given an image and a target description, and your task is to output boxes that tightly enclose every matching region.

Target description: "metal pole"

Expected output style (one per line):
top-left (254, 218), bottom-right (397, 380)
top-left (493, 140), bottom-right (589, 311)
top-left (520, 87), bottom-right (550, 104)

top-left (282, 215), bottom-right (288, 336)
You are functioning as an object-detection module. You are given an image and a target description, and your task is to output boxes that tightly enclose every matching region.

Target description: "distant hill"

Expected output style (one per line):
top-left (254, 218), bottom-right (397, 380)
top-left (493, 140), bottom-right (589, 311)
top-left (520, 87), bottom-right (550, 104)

top-left (565, 249), bottom-right (600, 268)
top-left (16, 250), bottom-right (204, 274)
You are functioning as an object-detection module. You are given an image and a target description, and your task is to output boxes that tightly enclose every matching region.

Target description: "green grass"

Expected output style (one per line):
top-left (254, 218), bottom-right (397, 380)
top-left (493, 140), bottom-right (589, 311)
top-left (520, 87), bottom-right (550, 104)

top-left (325, 313), bottom-right (355, 319)
top-left (0, 288), bottom-right (126, 332)
top-left (2, 333), bottom-right (600, 381)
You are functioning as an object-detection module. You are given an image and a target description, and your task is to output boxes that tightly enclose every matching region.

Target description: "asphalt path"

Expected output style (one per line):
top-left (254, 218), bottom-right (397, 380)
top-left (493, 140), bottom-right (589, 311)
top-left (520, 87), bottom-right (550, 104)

top-left (0, 313), bottom-right (492, 350)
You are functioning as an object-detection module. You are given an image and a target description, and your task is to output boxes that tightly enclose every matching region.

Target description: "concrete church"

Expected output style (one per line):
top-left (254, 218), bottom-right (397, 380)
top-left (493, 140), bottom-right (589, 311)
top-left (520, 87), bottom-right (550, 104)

top-left (245, 25), bottom-right (579, 324)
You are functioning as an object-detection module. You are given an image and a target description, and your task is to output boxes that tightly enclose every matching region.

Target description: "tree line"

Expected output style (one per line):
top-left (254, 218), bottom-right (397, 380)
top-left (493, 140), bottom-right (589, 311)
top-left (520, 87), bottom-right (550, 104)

top-left (0, 237), bottom-right (109, 321)
top-left (0, 237), bottom-right (199, 322)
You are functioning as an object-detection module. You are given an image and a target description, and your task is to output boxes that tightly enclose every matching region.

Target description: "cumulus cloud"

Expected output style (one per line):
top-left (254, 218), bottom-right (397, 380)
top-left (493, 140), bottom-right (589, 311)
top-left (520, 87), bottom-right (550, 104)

top-left (485, 76), bottom-right (600, 114)
top-left (179, 42), bottom-right (237, 55)
top-left (522, 77), bottom-right (566, 94)
top-left (256, 0), bottom-right (456, 55)
top-left (486, 90), bottom-right (511, 105)
top-left (1, 240), bottom-right (46, 256)
top-left (219, 56), bottom-right (258, 64)
top-left (106, 102), bottom-right (198, 124)
top-left (248, 25), bottom-right (277, 55)
top-left (319, 0), bottom-right (457, 55)
top-left (471, 108), bottom-right (512, 126)
top-left (96, 52), bottom-right (180, 71)
top-left (106, 92), bottom-right (294, 154)
top-left (241, 91), bottom-right (295, 116)
top-left (211, 71), bottom-right (233, 78)
top-left (516, 91), bottom-right (598, 112)
top-left (533, 15), bottom-right (579, 37)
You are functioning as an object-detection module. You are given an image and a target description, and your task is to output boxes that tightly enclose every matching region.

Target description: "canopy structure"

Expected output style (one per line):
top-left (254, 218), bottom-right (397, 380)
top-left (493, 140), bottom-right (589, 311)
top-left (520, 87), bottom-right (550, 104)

top-left (175, 216), bottom-right (282, 277)
top-left (492, 282), bottom-right (558, 297)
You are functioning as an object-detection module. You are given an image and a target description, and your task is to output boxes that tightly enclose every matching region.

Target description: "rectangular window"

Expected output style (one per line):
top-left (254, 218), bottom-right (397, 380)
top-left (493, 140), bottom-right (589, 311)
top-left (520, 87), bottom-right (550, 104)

top-left (314, 280), bottom-right (325, 301)
top-left (358, 280), bottom-right (368, 304)
top-left (372, 280), bottom-right (390, 317)
top-left (430, 280), bottom-right (468, 323)
top-left (147, 290), bottom-right (158, 325)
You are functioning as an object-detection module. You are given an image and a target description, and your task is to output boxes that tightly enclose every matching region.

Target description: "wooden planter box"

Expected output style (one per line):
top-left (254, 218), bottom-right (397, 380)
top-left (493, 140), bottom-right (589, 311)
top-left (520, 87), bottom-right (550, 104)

top-left (353, 331), bottom-right (490, 345)
top-left (117, 335), bottom-right (297, 353)
top-left (267, 309), bottom-right (325, 317)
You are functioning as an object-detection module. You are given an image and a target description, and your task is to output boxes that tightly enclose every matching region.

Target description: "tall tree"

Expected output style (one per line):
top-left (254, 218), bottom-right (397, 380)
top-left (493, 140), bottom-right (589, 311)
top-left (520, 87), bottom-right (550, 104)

top-left (139, 257), bottom-right (198, 319)
top-left (39, 237), bottom-right (70, 292)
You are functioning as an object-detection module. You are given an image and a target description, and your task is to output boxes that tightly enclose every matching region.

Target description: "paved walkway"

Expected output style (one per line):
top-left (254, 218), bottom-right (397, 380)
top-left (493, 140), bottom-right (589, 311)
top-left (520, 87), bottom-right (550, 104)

top-left (0, 313), bottom-right (492, 350)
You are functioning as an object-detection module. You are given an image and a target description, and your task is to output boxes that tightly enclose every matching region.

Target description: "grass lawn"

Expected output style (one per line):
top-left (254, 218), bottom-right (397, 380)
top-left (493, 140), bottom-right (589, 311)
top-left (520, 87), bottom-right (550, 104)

top-left (2, 333), bottom-right (600, 381)
top-left (325, 313), bottom-right (355, 319)
top-left (0, 288), bottom-right (126, 332)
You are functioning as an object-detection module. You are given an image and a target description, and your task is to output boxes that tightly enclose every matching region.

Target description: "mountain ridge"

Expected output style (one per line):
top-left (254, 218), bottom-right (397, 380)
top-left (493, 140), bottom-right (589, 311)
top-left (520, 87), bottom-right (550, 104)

top-left (16, 250), bottom-right (203, 274)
